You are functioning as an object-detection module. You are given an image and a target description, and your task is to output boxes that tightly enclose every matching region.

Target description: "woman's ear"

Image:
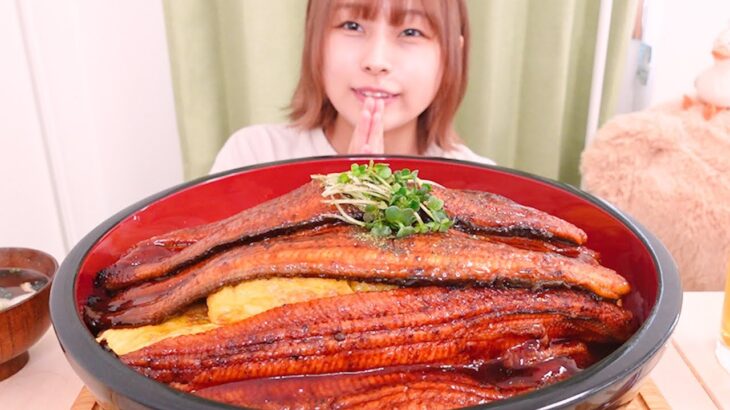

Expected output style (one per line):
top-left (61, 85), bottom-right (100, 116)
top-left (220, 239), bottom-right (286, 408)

top-left (460, 35), bottom-right (464, 49)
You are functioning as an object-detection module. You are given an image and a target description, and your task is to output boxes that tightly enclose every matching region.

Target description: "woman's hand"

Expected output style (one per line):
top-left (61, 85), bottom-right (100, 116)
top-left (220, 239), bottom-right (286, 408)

top-left (347, 97), bottom-right (385, 154)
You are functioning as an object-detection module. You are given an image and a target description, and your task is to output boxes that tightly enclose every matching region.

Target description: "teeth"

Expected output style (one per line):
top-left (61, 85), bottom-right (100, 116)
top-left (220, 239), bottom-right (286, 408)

top-left (361, 90), bottom-right (391, 98)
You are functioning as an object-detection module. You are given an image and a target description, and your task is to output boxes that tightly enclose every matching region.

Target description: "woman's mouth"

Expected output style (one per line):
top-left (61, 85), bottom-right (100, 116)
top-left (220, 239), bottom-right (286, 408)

top-left (353, 88), bottom-right (399, 104)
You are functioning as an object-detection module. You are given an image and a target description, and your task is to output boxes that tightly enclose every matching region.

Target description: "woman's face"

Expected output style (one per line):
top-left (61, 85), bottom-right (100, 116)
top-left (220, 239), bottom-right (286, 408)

top-left (322, 0), bottom-right (443, 133)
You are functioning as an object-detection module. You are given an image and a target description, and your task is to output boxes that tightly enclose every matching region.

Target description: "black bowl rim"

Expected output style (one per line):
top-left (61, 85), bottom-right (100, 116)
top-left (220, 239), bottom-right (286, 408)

top-left (0, 247), bottom-right (57, 315)
top-left (50, 155), bottom-right (682, 410)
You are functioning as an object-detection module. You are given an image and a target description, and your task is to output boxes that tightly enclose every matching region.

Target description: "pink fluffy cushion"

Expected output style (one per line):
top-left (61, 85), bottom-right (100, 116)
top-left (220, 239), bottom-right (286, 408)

top-left (581, 102), bottom-right (730, 290)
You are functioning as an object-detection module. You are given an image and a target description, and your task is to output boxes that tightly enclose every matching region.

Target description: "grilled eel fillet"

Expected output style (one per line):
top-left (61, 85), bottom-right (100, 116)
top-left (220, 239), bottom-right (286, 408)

top-left (86, 225), bottom-right (629, 330)
top-left (195, 341), bottom-right (589, 409)
top-left (120, 286), bottom-right (633, 392)
top-left (199, 370), bottom-right (512, 410)
top-left (97, 181), bottom-right (589, 291)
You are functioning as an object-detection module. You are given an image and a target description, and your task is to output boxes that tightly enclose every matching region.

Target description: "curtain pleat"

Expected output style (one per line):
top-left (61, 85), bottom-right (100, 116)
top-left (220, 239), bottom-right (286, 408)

top-left (163, 0), bottom-right (306, 178)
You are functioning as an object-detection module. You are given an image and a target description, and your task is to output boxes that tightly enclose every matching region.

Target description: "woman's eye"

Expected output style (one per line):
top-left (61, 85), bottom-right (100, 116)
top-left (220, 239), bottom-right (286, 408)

top-left (401, 28), bottom-right (424, 37)
top-left (340, 21), bottom-right (362, 31)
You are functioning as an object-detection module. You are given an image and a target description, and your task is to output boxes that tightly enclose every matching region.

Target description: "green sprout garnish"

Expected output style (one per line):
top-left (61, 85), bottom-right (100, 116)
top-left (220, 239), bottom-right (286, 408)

top-left (311, 161), bottom-right (453, 238)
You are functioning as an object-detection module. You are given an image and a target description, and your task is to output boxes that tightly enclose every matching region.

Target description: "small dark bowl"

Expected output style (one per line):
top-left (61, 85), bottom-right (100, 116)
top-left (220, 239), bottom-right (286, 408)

top-left (50, 156), bottom-right (682, 409)
top-left (0, 247), bottom-right (57, 380)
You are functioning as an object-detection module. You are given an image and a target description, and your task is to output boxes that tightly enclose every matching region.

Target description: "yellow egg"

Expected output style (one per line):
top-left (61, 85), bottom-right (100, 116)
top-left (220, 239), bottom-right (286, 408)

top-left (100, 278), bottom-right (400, 355)
top-left (97, 304), bottom-right (217, 355)
top-left (206, 277), bottom-right (355, 325)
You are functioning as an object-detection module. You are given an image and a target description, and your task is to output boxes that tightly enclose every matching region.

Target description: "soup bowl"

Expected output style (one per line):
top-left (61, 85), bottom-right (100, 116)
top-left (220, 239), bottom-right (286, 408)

top-left (0, 247), bottom-right (57, 380)
top-left (50, 156), bottom-right (681, 409)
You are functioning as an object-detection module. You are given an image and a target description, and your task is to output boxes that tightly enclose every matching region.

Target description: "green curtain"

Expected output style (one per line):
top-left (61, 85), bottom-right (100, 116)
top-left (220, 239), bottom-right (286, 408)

top-left (163, 0), bottom-right (636, 185)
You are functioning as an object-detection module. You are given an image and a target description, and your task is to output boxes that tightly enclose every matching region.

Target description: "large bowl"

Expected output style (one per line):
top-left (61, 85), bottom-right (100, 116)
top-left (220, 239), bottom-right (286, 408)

top-left (50, 156), bottom-right (681, 409)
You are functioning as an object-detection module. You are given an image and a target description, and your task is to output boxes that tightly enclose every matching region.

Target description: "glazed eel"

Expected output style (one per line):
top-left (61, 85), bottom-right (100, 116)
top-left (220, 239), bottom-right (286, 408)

top-left (195, 341), bottom-right (589, 409)
top-left (121, 286), bottom-right (633, 392)
top-left (86, 225), bottom-right (629, 330)
top-left (97, 181), bottom-right (589, 291)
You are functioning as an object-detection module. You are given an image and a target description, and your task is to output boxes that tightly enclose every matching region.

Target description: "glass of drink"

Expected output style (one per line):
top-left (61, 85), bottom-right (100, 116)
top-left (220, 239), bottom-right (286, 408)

top-left (717, 257), bottom-right (730, 373)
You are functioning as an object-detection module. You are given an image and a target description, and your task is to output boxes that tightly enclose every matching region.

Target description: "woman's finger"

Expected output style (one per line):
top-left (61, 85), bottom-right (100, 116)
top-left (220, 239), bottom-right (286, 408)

top-left (348, 97), bottom-right (374, 153)
top-left (368, 98), bottom-right (385, 153)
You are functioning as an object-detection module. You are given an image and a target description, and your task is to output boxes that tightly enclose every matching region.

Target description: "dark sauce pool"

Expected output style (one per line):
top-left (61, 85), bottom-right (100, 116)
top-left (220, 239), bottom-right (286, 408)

top-left (0, 267), bottom-right (49, 310)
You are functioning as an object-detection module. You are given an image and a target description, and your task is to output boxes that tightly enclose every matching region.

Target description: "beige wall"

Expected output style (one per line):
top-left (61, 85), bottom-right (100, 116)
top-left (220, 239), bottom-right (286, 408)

top-left (649, 0), bottom-right (730, 106)
top-left (0, 0), bottom-right (183, 261)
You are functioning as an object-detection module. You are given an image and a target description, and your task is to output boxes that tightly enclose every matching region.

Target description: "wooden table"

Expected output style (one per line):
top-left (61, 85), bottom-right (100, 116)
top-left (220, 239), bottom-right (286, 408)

top-left (1, 292), bottom-right (728, 409)
top-left (650, 292), bottom-right (730, 409)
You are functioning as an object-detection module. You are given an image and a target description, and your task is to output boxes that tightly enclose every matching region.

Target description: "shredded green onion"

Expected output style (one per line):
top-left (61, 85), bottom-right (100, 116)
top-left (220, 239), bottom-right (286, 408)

top-left (311, 161), bottom-right (453, 238)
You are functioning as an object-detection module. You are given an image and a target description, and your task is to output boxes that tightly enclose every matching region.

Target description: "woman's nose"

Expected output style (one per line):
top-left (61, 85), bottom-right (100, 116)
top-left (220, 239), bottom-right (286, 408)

top-left (361, 31), bottom-right (392, 75)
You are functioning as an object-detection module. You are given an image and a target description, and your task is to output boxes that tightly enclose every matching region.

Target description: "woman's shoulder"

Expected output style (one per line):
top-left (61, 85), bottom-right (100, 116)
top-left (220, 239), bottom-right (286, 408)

top-left (426, 142), bottom-right (496, 166)
top-left (210, 124), bottom-right (335, 174)
top-left (227, 123), bottom-right (308, 144)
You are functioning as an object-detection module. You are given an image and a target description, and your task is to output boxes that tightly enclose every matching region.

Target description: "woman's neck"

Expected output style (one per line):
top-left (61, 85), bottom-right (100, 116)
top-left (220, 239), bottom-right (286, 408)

top-left (325, 115), bottom-right (419, 155)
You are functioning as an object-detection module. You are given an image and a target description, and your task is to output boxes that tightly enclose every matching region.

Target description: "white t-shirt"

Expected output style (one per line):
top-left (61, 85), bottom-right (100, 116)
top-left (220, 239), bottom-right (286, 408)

top-left (210, 124), bottom-right (494, 174)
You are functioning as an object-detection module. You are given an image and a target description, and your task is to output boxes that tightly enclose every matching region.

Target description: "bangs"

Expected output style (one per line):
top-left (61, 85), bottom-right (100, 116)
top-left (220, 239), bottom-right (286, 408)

top-left (330, 0), bottom-right (443, 36)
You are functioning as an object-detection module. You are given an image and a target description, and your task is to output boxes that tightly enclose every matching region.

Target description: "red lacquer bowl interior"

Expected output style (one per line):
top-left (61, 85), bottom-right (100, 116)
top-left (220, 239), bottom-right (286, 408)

top-left (74, 157), bottom-right (656, 322)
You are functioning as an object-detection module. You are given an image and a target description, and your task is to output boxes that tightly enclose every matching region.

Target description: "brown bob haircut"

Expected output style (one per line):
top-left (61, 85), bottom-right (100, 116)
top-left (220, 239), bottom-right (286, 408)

top-left (289, 0), bottom-right (470, 153)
